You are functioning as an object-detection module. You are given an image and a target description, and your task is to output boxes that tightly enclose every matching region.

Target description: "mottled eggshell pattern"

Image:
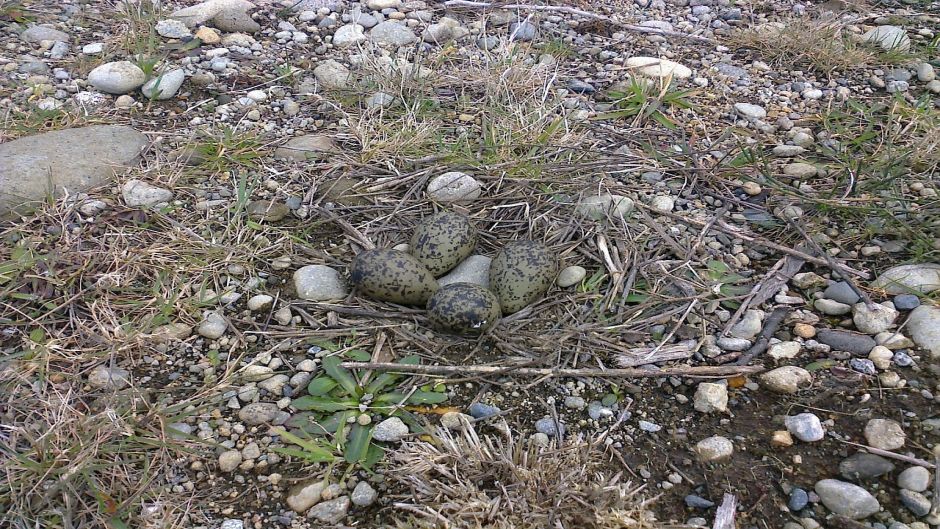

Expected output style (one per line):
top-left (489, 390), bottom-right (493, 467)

top-left (426, 283), bottom-right (501, 335)
top-left (350, 249), bottom-right (439, 306)
top-left (410, 212), bottom-right (477, 277)
top-left (489, 240), bottom-right (558, 314)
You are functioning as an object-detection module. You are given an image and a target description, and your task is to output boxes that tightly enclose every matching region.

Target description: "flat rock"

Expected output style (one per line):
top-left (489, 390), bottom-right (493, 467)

top-left (351, 481), bottom-right (377, 506)
top-left (576, 193), bottom-right (634, 220)
top-left (287, 480), bottom-right (326, 513)
top-left (815, 479), bottom-right (880, 519)
top-left (872, 264), bottom-right (940, 294)
top-left (155, 19), bottom-right (192, 39)
top-left (88, 365), bottom-right (131, 389)
top-left (759, 366), bottom-right (812, 394)
top-left (21, 25), bottom-right (70, 43)
top-left (840, 452), bottom-right (895, 480)
top-left (141, 68), bottom-right (186, 100)
top-left (0, 125), bottom-right (148, 214)
top-left (625, 56), bottom-right (692, 79)
top-left (816, 298), bottom-right (852, 315)
top-left (730, 309), bottom-right (764, 339)
top-left (308, 496), bottom-right (349, 523)
top-left (122, 179), bottom-right (172, 207)
top-left (693, 382), bottom-right (728, 413)
top-left (853, 302), bottom-right (898, 335)
top-left (899, 489), bottom-right (930, 517)
top-left (238, 402), bottom-right (280, 425)
top-left (438, 255), bottom-right (491, 288)
top-left (783, 162), bottom-right (818, 179)
top-left (369, 21), bottom-right (417, 47)
top-left (422, 17), bottom-right (469, 44)
top-left (816, 329), bottom-right (876, 355)
top-left (905, 305), bottom-right (940, 357)
top-left (88, 61), bottom-right (147, 94)
top-left (864, 418), bottom-right (905, 450)
top-left (293, 265), bottom-right (348, 301)
top-left (862, 25), bottom-right (910, 52)
top-left (313, 59), bottom-right (351, 89)
top-left (170, 0), bottom-right (255, 28)
top-left (212, 8), bottom-right (261, 33)
top-left (824, 281), bottom-right (861, 305)
top-left (218, 449), bottom-right (242, 472)
top-left (767, 341), bottom-right (801, 360)
top-left (333, 24), bottom-right (367, 47)
top-left (275, 134), bottom-right (339, 161)
top-left (734, 102), bottom-right (767, 120)
top-left (246, 200), bottom-right (290, 221)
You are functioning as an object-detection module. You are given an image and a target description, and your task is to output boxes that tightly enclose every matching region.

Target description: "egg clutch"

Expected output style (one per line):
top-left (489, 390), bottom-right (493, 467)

top-left (350, 211), bottom-right (558, 335)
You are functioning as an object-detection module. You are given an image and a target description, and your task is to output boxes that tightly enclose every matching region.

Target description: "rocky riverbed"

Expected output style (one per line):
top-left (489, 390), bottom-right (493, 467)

top-left (0, 0), bottom-right (938, 528)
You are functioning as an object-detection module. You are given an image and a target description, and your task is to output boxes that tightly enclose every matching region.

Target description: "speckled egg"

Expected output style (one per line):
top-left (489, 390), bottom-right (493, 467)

top-left (410, 212), bottom-right (477, 277)
top-left (350, 249), bottom-right (439, 305)
top-left (489, 240), bottom-right (557, 314)
top-left (426, 283), bottom-right (501, 335)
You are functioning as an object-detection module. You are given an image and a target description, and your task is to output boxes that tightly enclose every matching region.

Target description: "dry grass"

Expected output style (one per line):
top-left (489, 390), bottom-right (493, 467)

top-left (388, 425), bottom-right (658, 529)
top-left (727, 18), bottom-right (906, 74)
top-left (332, 39), bottom-right (585, 171)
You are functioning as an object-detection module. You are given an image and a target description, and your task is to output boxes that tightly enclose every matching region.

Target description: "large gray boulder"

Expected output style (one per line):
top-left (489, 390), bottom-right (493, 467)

top-left (0, 125), bottom-right (148, 214)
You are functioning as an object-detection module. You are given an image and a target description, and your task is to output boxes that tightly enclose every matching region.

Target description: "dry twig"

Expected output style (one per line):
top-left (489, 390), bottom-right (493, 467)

top-left (340, 361), bottom-right (763, 379)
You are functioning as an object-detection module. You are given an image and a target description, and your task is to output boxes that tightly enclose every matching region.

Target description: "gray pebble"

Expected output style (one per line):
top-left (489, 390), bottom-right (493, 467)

top-left (685, 495), bottom-right (715, 509)
top-left (468, 402), bottom-right (501, 419)
top-left (850, 358), bottom-right (877, 375)
top-left (535, 417), bottom-right (565, 437)
top-left (785, 413), bottom-right (825, 442)
top-left (824, 281), bottom-right (861, 305)
top-left (788, 488), bottom-right (809, 511)
top-left (563, 396), bottom-right (586, 410)
top-left (899, 489), bottom-right (931, 517)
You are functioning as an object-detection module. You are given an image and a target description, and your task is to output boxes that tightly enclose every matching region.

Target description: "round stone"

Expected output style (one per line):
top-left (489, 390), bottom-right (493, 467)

top-left (88, 61), bottom-right (147, 94)
top-left (897, 466), bottom-right (930, 492)
top-left (293, 265), bottom-right (348, 301)
top-left (557, 265), bottom-right (587, 288)
top-left (427, 171), bottom-right (482, 203)
top-left (815, 479), bottom-right (880, 519)
top-left (372, 417), bottom-right (409, 442)
top-left (218, 449), bottom-right (242, 473)
top-left (864, 418), bottom-right (905, 450)
top-left (694, 435), bottom-right (733, 462)
top-left (785, 412), bottom-right (825, 442)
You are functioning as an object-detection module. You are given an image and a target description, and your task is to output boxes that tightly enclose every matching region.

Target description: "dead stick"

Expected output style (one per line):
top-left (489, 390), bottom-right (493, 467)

top-left (839, 440), bottom-right (936, 469)
top-left (712, 493), bottom-right (736, 529)
top-left (735, 307), bottom-right (789, 366)
top-left (442, 0), bottom-right (716, 43)
top-left (633, 202), bottom-right (869, 279)
top-left (339, 361), bottom-right (763, 379)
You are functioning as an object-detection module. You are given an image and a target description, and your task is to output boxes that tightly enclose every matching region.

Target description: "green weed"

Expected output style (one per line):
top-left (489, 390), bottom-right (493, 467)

top-left (593, 79), bottom-right (696, 130)
top-left (275, 353), bottom-right (447, 469)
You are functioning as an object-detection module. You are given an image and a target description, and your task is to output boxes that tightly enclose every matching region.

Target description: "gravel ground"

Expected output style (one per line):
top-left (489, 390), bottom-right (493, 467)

top-left (0, 0), bottom-right (939, 528)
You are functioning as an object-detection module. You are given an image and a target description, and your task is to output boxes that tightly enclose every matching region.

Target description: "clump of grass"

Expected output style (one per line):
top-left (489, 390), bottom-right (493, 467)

top-left (0, 107), bottom-right (92, 141)
top-left (113, 0), bottom-right (165, 70)
top-left (593, 78), bottom-right (697, 130)
top-left (0, 337), bottom-right (199, 528)
top-left (728, 19), bottom-right (887, 73)
top-left (337, 41), bottom-right (586, 172)
top-left (389, 426), bottom-right (658, 529)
